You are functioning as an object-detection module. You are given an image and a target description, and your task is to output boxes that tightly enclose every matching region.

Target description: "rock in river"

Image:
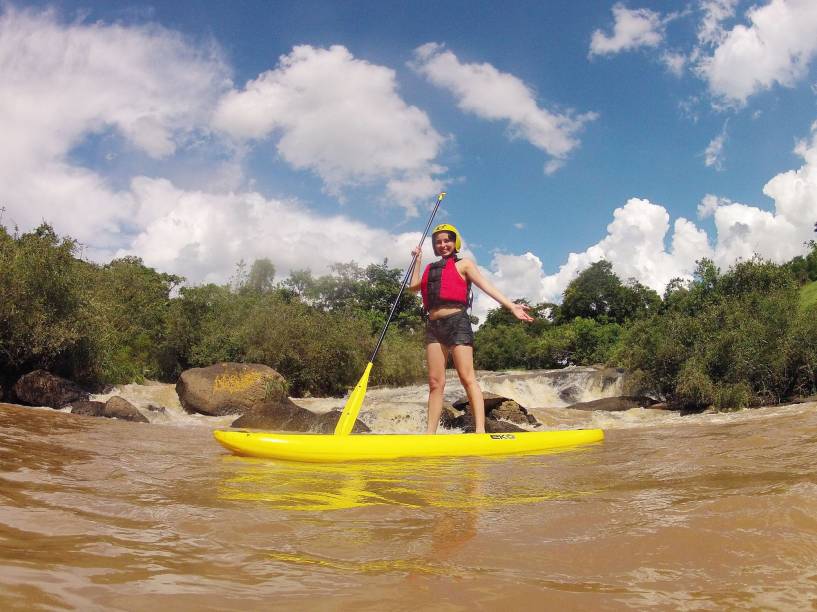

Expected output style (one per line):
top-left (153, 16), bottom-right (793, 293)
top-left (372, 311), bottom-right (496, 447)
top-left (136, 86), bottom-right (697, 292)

top-left (13, 370), bottom-right (89, 408)
top-left (231, 400), bottom-right (369, 433)
top-left (446, 392), bottom-right (540, 432)
top-left (176, 363), bottom-right (288, 416)
top-left (69, 397), bottom-right (149, 423)
top-left (566, 396), bottom-right (657, 411)
top-left (103, 396), bottom-right (149, 423)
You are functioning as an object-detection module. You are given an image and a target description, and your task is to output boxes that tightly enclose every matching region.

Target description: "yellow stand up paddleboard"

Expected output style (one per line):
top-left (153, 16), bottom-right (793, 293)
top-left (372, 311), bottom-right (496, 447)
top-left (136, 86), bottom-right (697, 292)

top-left (212, 429), bottom-right (604, 463)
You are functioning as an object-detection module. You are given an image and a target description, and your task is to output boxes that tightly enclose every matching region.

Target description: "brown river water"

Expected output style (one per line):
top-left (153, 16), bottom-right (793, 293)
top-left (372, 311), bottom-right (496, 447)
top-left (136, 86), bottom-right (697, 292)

top-left (1, 370), bottom-right (817, 610)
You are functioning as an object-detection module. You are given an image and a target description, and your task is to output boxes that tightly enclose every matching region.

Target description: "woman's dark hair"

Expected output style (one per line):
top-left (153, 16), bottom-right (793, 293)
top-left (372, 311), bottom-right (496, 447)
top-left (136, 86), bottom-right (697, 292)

top-left (434, 230), bottom-right (456, 242)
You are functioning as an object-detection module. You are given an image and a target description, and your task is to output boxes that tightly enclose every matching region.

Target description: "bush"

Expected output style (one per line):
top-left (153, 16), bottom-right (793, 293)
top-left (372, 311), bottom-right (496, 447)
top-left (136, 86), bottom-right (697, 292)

top-left (783, 304), bottom-right (817, 398)
top-left (0, 224), bottom-right (97, 384)
top-left (369, 328), bottom-right (425, 387)
top-left (714, 382), bottom-right (752, 412)
top-left (474, 324), bottom-right (535, 370)
top-left (675, 360), bottom-right (715, 411)
top-left (616, 257), bottom-right (810, 407)
top-left (87, 256), bottom-right (183, 383)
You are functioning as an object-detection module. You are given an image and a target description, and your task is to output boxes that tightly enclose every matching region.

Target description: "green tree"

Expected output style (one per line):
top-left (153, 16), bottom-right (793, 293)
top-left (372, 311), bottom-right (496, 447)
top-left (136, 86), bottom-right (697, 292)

top-left (88, 256), bottom-right (183, 382)
top-left (0, 223), bottom-right (95, 383)
top-left (786, 240), bottom-right (817, 283)
top-left (244, 258), bottom-right (276, 294)
top-left (616, 257), bottom-right (812, 410)
top-left (557, 260), bottom-right (660, 324)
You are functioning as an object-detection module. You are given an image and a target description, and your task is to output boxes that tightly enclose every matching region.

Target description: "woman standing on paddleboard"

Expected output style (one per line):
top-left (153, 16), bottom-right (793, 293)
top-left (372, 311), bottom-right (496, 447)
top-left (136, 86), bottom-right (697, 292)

top-left (409, 224), bottom-right (533, 434)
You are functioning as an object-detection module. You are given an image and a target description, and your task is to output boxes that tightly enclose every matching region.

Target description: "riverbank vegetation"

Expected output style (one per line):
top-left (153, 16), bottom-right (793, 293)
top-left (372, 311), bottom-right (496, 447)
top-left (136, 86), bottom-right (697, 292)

top-left (1, 222), bottom-right (816, 409)
top-left (0, 223), bottom-right (423, 396)
top-left (474, 246), bottom-right (817, 410)
top-left (801, 280), bottom-right (817, 309)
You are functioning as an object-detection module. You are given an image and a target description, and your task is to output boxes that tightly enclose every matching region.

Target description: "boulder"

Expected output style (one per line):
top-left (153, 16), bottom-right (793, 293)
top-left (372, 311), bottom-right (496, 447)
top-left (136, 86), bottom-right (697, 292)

top-left (13, 370), bottom-right (89, 408)
top-left (104, 396), bottom-right (149, 423)
top-left (492, 400), bottom-right (537, 425)
top-left (68, 397), bottom-right (149, 422)
top-left (451, 392), bottom-right (539, 426)
top-left (70, 400), bottom-right (106, 417)
top-left (454, 412), bottom-right (527, 433)
top-left (566, 395), bottom-right (658, 412)
top-left (439, 403), bottom-right (459, 429)
top-left (176, 363), bottom-right (289, 416)
top-left (558, 384), bottom-right (582, 404)
top-left (230, 400), bottom-right (369, 433)
top-left (444, 393), bottom-right (537, 432)
top-left (453, 392), bottom-right (507, 413)
top-left (788, 394), bottom-right (817, 405)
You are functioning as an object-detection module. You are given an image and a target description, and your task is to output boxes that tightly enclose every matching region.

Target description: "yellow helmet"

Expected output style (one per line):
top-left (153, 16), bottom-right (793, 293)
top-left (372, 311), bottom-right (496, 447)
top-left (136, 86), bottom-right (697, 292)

top-left (432, 223), bottom-right (461, 255)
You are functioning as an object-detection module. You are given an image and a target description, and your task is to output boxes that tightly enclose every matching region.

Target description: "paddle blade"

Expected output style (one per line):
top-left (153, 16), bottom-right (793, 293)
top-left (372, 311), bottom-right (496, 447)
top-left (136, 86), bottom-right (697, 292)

top-left (334, 362), bottom-right (373, 435)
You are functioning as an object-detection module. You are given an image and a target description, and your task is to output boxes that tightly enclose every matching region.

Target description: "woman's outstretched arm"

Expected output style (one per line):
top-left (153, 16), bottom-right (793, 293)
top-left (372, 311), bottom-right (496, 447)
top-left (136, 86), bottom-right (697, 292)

top-left (459, 259), bottom-right (534, 322)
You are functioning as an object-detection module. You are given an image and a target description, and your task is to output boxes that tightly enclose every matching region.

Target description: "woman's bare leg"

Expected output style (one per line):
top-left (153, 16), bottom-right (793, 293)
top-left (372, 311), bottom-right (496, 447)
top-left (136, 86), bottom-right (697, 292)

top-left (426, 342), bottom-right (449, 434)
top-left (451, 345), bottom-right (485, 433)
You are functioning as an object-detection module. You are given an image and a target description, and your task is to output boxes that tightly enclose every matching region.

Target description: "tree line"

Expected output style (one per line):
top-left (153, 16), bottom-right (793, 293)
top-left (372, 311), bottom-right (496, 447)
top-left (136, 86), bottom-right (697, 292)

top-left (0, 223), bottom-right (423, 397)
top-left (1, 221), bottom-right (816, 410)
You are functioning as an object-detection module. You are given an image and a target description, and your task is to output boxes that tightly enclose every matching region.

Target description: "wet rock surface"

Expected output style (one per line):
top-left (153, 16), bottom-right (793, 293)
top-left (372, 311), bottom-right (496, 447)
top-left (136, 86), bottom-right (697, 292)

top-left (70, 400), bottom-right (106, 417)
top-left (565, 396), bottom-right (658, 412)
top-left (104, 396), bottom-right (149, 423)
top-left (444, 392), bottom-right (540, 432)
top-left (69, 397), bottom-right (148, 422)
top-left (176, 363), bottom-right (288, 416)
top-left (13, 370), bottom-right (89, 408)
top-left (231, 400), bottom-right (369, 433)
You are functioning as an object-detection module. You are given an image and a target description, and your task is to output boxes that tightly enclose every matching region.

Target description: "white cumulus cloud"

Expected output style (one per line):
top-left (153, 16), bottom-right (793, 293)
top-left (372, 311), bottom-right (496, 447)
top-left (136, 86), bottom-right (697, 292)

top-left (0, 8), bottom-right (443, 282)
top-left (0, 7), bottom-right (231, 252)
top-left (475, 198), bottom-right (712, 312)
top-left (479, 121), bottom-right (817, 308)
top-left (589, 3), bottom-right (664, 56)
top-left (411, 43), bottom-right (597, 174)
top-left (695, 0), bottom-right (817, 105)
top-left (697, 0), bottom-right (739, 47)
top-left (213, 44), bottom-right (446, 212)
top-left (120, 177), bottom-right (429, 284)
top-left (703, 120), bottom-right (817, 265)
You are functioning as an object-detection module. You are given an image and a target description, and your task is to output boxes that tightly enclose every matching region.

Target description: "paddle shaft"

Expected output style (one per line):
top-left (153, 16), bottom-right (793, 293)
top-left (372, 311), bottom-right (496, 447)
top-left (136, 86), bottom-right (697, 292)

top-left (368, 192), bottom-right (446, 362)
top-left (334, 192), bottom-right (446, 435)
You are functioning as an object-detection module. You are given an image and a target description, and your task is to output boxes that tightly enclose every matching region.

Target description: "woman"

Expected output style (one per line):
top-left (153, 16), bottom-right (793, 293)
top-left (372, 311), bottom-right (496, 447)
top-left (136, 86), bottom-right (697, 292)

top-left (409, 223), bottom-right (533, 434)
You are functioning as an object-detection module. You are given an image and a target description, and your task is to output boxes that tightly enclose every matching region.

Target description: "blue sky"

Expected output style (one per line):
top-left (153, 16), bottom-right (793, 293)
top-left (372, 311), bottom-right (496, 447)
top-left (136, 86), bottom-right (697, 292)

top-left (2, 0), bottom-right (817, 320)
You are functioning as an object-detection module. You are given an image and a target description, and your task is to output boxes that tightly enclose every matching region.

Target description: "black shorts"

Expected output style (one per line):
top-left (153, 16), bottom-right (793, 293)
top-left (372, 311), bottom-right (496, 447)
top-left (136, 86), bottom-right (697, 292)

top-left (425, 309), bottom-right (474, 346)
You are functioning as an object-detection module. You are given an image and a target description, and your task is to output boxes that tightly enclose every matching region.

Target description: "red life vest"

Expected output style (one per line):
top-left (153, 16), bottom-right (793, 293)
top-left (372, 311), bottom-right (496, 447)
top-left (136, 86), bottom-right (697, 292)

top-left (420, 256), bottom-right (470, 311)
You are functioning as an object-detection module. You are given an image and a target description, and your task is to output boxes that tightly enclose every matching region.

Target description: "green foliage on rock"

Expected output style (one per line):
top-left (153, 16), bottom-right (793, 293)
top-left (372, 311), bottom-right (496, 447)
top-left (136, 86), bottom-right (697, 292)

top-left (165, 261), bottom-right (425, 396)
top-left (474, 264), bottom-right (644, 370)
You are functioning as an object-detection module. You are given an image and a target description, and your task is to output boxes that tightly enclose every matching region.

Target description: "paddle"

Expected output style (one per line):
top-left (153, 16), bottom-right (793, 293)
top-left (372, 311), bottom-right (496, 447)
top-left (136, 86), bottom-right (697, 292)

top-left (334, 191), bottom-right (447, 435)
